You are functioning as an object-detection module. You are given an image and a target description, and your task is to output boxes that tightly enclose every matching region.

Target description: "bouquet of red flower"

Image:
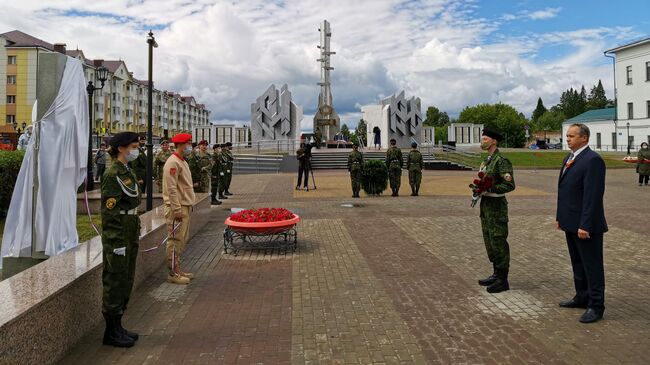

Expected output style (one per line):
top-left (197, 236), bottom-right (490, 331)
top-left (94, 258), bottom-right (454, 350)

top-left (229, 208), bottom-right (296, 223)
top-left (469, 171), bottom-right (493, 208)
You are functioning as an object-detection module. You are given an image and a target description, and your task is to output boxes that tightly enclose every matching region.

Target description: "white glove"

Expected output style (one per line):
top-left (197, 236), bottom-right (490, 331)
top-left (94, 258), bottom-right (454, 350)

top-left (113, 247), bottom-right (126, 256)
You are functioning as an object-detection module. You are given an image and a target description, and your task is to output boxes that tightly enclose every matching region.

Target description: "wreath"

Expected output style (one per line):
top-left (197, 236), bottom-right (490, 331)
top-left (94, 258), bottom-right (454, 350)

top-left (361, 160), bottom-right (388, 196)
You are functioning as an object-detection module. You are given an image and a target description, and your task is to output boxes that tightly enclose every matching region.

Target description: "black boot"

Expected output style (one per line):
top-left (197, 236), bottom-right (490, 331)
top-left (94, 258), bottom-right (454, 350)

top-left (486, 269), bottom-right (509, 293)
top-left (415, 186), bottom-right (419, 196)
top-left (116, 314), bottom-right (139, 341)
top-left (224, 191), bottom-right (233, 196)
top-left (410, 186), bottom-right (416, 196)
top-left (103, 313), bottom-right (135, 347)
top-left (219, 194), bottom-right (227, 199)
top-left (211, 196), bottom-right (222, 205)
top-left (391, 188), bottom-right (397, 197)
top-left (478, 270), bottom-right (498, 286)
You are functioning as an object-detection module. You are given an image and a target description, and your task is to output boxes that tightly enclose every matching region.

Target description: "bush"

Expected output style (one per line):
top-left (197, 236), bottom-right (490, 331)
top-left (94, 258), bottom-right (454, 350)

top-left (0, 150), bottom-right (25, 218)
top-left (361, 160), bottom-right (388, 196)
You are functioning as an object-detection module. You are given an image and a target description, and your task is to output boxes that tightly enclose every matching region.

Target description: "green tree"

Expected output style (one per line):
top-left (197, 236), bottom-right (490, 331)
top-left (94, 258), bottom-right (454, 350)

top-left (434, 124), bottom-right (449, 144)
top-left (457, 103), bottom-right (527, 148)
top-left (340, 124), bottom-right (351, 140)
top-left (423, 106), bottom-right (450, 127)
top-left (531, 97), bottom-right (547, 123)
top-left (587, 80), bottom-right (608, 110)
top-left (535, 110), bottom-right (565, 133)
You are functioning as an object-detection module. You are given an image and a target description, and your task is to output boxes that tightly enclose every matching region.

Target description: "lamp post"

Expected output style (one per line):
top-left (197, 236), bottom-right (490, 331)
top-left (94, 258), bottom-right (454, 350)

top-left (146, 30), bottom-right (158, 211)
top-left (86, 66), bottom-right (109, 191)
top-left (626, 122), bottom-right (631, 155)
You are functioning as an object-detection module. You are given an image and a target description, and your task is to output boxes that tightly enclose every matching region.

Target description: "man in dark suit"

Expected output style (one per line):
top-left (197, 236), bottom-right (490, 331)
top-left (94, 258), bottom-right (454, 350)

top-left (556, 123), bottom-right (607, 323)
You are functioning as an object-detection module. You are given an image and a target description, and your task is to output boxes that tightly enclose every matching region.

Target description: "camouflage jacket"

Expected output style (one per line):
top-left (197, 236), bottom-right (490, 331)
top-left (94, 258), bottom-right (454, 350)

top-left (479, 150), bottom-right (515, 195)
top-left (385, 146), bottom-right (403, 169)
top-left (406, 150), bottom-right (423, 171)
top-left (347, 151), bottom-right (363, 172)
top-left (101, 160), bottom-right (141, 243)
top-left (154, 149), bottom-right (172, 179)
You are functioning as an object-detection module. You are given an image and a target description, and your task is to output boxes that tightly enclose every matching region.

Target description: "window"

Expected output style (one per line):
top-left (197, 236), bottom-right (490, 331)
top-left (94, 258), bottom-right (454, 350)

top-left (7, 56), bottom-right (16, 65)
top-left (646, 61), bottom-right (650, 81)
top-left (647, 100), bottom-right (650, 118)
top-left (612, 132), bottom-right (617, 149)
top-left (596, 133), bottom-right (601, 149)
top-left (7, 75), bottom-right (16, 84)
top-left (6, 95), bottom-right (16, 104)
top-left (628, 102), bottom-right (634, 119)
top-left (629, 135), bottom-right (634, 148)
top-left (626, 65), bottom-right (633, 84)
top-left (6, 115), bottom-right (15, 124)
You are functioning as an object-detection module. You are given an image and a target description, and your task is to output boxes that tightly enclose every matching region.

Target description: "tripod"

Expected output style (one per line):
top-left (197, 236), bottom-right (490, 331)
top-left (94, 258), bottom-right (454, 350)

top-left (310, 168), bottom-right (317, 190)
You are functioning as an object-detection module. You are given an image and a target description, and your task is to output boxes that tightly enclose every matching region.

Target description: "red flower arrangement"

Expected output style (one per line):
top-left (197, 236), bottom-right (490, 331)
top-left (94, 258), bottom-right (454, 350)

top-left (229, 208), bottom-right (296, 223)
top-left (469, 171), bottom-right (493, 208)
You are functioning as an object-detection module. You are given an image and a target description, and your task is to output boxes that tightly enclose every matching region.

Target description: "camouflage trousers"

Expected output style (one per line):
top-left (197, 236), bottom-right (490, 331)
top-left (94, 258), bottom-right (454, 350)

top-left (194, 173), bottom-right (210, 193)
top-left (479, 196), bottom-right (510, 271)
top-left (388, 166), bottom-right (402, 190)
top-left (102, 215), bottom-right (140, 315)
top-left (408, 168), bottom-right (422, 190)
top-left (350, 167), bottom-right (362, 194)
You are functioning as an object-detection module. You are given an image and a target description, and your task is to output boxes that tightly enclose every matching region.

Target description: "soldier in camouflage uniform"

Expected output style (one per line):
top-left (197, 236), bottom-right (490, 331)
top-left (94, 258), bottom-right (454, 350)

top-left (193, 140), bottom-right (212, 193)
top-left (222, 142), bottom-right (234, 195)
top-left (477, 127), bottom-right (515, 293)
top-left (347, 142), bottom-right (364, 198)
top-left (210, 144), bottom-right (222, 205)
top-left (128, 136), bottom-right (147, 194)
top-left (100, 132), bottom-right (142, 348)
top-left (154, 140), bottom-right (172, 192)
top-left (385, 138), bottom-right (403, 197)
top-left (406, 142), bottom-right (423, 196)
top-left (187, 142), bottom-right (202, 193)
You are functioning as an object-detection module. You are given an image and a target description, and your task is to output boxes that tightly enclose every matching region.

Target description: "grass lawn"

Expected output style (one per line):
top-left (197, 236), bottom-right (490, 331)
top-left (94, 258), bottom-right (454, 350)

top-left (437, 150), bottom-right (634, 169)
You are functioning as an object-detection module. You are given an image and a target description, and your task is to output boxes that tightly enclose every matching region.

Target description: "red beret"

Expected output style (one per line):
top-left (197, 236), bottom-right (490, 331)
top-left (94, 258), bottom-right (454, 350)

top-left (198, 140), bottom-right (208, 146)
top-left (171, 133), bottom-right (192, 144)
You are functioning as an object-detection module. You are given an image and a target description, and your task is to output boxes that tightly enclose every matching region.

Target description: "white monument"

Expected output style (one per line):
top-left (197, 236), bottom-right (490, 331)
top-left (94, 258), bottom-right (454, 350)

top-left (313, 20), bottom-right (340, 142)
top-left (362, 91), bottom-right (423, 149)
top-left (250, 84), bottom-right (302, 142)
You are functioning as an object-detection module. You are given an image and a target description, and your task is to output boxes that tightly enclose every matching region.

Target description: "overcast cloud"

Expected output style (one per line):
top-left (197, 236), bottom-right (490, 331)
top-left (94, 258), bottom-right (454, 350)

top-left (0, 0), bottom-right (643, 129)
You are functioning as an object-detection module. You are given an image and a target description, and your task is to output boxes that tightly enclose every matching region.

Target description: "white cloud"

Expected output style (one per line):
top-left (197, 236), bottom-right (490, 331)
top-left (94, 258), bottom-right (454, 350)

top-left (0, 0), bottom-right (639, 126)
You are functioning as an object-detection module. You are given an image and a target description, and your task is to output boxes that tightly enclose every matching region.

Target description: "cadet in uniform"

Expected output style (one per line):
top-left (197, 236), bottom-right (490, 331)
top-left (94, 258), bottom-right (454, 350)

top-left (154, 140), bottom-right (172, 192)
top-left (195, 140), bottom-right (212, 193)
top-left (406, 142), bottom-right (423, 196)
top-left (210, 144), bottom-right (222, 205)
top-left (129, 136), bottom-right (147, 194)
top-left (477, 127), bottom-right (515, 293)
top-left (187, 142), bottom-right (202, 193)
top-left (100, 132), bottom-right (141, 347)
top-left (385, 139), bottom-right (403, 196)
top-left (162, 133), bottom-right (196, 285)
top-left (347, 142), bottom-right (364, 198)
top-left (222, 142), bottom-right (234, 195)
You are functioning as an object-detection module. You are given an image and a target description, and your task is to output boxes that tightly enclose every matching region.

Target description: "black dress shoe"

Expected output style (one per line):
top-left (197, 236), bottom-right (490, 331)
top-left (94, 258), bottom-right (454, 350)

top-left (478, 274), bottom-right (497, 286)
top-left (579, 308), bottom-right (604, 323)
top-left (486, 278), bottom-right (509, 293)
top-left (224, 192), bottom-right (233, 196)
top-left (558, 298), bottom-right (588, 309)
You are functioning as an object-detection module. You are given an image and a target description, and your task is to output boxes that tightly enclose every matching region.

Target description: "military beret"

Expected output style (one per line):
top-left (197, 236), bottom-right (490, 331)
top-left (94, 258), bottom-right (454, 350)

top-left (411, 142), bottom-right (418, 148)
top-left (482, 127), bottom-right (503, 142)
top-left (212, 144), bottom-right (219, 149)
top-left (198, 140), bottom-right (208, 146)
top-left (353, 142), bottom-right (359, 147)
top-left (160, 140), bottom-right (169, 144)
top-left (390, 138), bottom-right (397, 144)
top-left (170, 133), bottom-right (192, 144)
top-left (225, 142), bottom-right (232, 147)
top-left (109, 132), bottom-right (139, 151)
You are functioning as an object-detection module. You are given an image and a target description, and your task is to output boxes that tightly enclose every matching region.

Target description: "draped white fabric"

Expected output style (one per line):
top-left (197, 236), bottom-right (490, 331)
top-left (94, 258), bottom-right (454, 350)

top-left (0, 57), bottom-right (88, 269)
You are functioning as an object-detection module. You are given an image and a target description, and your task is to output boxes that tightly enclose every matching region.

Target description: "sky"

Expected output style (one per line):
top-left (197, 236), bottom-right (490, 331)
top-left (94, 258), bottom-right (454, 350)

top-left (1, 0), bottom-right (648, 130)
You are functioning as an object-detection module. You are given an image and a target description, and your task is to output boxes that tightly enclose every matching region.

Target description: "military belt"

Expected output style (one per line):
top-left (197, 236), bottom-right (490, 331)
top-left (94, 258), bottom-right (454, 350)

top-left (352, 161), bottom-right (360, 164)
top-left (120, 208), bottom-right (138, 215)
top-left (483, 193), bottom-right (505, 198)
top-left (390, 160), bottom-right (399, 162)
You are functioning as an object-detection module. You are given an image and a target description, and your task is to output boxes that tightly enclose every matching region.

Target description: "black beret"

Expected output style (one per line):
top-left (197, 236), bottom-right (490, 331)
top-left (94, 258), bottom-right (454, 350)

top-left (411, 142), bottom-right (418, 148)
top-left (225, 142), bottom-right (232, 147)
top-left (390, 138), bottom-right (397, 144)
top-left (212, 144), bottom-right (219, 149)
top-left (482, 127), bottom-right (503, 142)
top-left (110, 132), bottom-right (139, 151)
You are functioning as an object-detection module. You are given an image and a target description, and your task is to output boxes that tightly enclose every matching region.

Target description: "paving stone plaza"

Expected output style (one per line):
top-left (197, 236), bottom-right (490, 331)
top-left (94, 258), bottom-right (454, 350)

top-left (59, 168), bottom-right (649, 365)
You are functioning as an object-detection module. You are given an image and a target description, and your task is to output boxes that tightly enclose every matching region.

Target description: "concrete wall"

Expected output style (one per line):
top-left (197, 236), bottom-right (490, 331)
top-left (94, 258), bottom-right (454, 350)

top-left (0, 194), bottom-right (211, 365)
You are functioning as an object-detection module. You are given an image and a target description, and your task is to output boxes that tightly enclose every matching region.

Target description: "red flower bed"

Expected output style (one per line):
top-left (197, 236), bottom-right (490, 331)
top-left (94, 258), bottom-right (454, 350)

top-left (226, 208), bottom-right (300, 235)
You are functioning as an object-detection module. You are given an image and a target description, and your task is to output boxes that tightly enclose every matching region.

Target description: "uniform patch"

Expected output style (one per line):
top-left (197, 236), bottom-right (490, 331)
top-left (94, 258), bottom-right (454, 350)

top-left (106, 198), bottom-right (117, 210)
top-left (170, 167), bottom-right (177, 176)
top-left (123, 178), bottom-right (132, 186)
top-left (504, 173), bottom-right (512, 182)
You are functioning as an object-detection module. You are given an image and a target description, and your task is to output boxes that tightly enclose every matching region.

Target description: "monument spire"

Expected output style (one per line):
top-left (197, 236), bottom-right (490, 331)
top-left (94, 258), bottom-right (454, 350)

top-left (313, 19), bottom-right (340, 142)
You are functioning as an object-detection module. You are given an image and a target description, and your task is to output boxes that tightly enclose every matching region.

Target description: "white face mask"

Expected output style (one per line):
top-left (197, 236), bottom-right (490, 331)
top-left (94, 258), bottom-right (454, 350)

top-left (126, 148), bottom-right (140, 162)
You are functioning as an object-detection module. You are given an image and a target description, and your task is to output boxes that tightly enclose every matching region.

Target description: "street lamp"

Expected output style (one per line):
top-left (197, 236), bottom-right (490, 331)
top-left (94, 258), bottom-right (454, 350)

top-left (146, 30), bottom-right (158, 211)
top-left (86, 65), bottom-right (109, 190)
top-left (626, 122), bottom-right (631, 155)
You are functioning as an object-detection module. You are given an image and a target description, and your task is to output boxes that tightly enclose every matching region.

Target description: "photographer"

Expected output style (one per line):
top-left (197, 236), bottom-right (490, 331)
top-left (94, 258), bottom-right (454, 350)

top-left (296, 142), bottom-right (312, 191)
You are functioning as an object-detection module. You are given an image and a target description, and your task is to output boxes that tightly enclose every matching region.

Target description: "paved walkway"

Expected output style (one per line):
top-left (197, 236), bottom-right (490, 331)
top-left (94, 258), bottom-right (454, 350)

top-left (60, 168), bottom-right (649, 364)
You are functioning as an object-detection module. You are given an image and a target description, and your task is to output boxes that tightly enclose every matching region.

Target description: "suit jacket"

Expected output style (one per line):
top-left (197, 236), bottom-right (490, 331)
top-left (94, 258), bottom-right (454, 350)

top-left (556, 147), bottom-right (608, 234)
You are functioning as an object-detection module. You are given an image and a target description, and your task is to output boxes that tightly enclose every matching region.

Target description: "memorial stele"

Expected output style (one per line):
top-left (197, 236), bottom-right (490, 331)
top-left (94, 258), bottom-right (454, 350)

top-left (362, 91), bottom-right (423, 149)
top-left (250, 83), bottom-right (302, 142)
top-left (313, 20), bottom-right (340, 142)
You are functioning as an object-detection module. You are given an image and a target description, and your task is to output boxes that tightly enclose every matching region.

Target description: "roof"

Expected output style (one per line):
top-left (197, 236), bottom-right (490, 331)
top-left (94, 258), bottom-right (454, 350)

top-left (0, 30), bottom-right (54, 50)
top-left (95, 60), bottom-right (127, 74)
top-left (605, 36), bottom-right (650, 54)
top-left (563, 107), bottom-right (616, 124)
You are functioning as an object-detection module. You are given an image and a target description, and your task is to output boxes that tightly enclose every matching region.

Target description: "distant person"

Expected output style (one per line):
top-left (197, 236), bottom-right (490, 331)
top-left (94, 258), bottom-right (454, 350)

top-left (385, 139), bottom-right (403, 196)
top-left (406, 142), bottom-right (423, 196)
top-left (557, 123), bottom-right (607, 323)
top-left (637, 142), bottom-right (650, 186)
top-left (314, 128), bottom-right (322, 149)
top-left (347, 143), bottom-right (363, 198)
top-left (372, 126), bottom-right (381, 150)
top-left (17, 125), bottom-right (33, 150)
top-left (296, 143), bottom-right (310, 191)
top-left (128, 136), bottom-right (147, 194)
top-left (94, 143), bottom-right (108, 183)
top-left (154, 140), bottom-right (172, 192)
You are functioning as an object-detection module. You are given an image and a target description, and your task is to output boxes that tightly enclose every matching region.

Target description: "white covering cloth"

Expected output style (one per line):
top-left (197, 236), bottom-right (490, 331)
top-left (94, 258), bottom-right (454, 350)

top-left (0, 57), bottom-right (88, 269)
